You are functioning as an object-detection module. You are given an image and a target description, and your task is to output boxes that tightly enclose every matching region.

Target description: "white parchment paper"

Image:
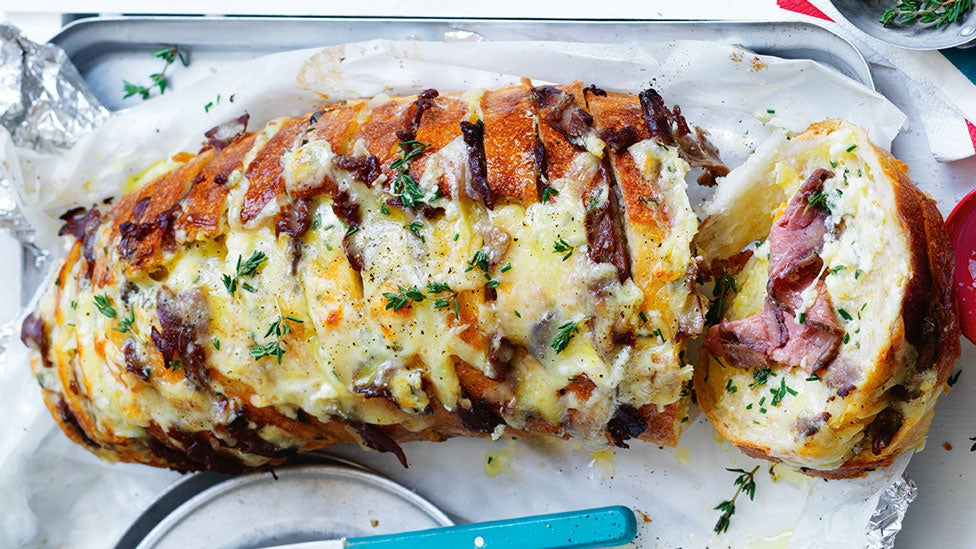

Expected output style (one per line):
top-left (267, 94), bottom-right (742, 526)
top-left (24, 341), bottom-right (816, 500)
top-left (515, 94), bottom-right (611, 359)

top-left (0, 39), bottom-right (913, 548)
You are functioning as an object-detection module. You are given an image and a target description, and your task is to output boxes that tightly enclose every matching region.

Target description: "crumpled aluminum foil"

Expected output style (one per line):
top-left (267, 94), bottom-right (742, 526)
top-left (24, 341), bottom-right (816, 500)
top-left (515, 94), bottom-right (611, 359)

top-left (0, 22), bottom-right (108, 250)
top-left (0, 23), bottom-right (108, 153)
top-left (866, 472), bottom-right (918, 548)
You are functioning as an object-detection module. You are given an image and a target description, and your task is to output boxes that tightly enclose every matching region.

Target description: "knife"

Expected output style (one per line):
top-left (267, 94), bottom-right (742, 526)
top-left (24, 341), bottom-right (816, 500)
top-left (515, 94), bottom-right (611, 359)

top-left (261, 505), bottom-right (637, 549)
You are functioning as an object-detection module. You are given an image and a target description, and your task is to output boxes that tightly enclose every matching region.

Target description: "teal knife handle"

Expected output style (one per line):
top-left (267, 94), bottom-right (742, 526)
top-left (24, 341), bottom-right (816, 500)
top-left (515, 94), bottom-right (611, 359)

top-left (344, 505), bottom-right (637, 549)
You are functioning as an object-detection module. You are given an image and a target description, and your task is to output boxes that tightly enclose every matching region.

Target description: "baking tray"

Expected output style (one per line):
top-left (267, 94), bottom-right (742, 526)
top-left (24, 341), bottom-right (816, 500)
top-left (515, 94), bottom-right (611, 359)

top-left (50, 16), bottom-right (874, 112)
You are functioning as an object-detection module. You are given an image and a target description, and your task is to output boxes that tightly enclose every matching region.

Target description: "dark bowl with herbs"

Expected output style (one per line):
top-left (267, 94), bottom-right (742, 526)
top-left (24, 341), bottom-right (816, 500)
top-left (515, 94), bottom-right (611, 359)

top-left (831, 0), bottom-right (976, 49)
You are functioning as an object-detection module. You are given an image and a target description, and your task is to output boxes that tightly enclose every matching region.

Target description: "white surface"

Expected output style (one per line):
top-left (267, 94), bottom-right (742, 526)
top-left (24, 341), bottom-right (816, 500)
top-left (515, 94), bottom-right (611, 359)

top-left (1, 2), bottom-right (975, 548)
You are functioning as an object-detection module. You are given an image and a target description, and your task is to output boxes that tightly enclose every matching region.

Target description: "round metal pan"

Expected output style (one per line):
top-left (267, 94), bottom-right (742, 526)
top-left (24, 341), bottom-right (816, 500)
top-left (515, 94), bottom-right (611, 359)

top-left (115, 457), bottom-right (452, 549)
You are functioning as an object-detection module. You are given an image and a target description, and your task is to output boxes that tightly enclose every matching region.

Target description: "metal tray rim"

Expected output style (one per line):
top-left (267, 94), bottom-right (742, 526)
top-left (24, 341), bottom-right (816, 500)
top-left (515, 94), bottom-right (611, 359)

top-left (50, 15), bottom-right (874, 92)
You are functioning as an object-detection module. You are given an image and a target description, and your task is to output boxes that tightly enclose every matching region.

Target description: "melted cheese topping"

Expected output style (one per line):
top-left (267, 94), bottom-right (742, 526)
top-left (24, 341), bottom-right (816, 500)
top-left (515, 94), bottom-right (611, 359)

top-left (35, 107), bottom-right (702, 460)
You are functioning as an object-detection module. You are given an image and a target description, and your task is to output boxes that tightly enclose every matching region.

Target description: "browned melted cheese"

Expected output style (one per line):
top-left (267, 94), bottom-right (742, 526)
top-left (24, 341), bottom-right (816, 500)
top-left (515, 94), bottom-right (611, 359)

top-left (24, 83), bottom-right (704, 472)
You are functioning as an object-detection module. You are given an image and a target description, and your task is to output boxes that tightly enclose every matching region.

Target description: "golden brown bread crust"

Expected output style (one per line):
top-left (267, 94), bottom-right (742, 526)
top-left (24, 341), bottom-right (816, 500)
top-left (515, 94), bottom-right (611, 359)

top-left (24, 83), bottom-right (702, 473)
top-left (810, 133), bottom-right (960, 479)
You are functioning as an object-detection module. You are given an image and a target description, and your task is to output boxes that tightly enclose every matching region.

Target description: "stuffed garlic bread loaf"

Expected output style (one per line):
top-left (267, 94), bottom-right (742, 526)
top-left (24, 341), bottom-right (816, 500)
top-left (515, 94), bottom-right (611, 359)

top-left (694, 120), bottom-right (960, 478)
top-left (21, 83), bottom-right (717, 472)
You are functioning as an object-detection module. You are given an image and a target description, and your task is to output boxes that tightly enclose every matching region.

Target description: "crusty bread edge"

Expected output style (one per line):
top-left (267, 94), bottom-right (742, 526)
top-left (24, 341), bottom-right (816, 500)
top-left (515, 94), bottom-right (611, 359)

top-left (694, 120), bottom-right (961, 479)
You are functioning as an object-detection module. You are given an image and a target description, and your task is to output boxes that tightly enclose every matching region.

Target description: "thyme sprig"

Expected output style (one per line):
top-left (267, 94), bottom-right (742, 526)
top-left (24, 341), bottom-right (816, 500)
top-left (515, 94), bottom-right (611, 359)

top-left (383, 285), bottom-right (425, 312)
top-left (552, 318), bottom-right (588, 354)
top-left (427, 282), bottom-right (460, 320)
top-left (93, 294), bottom-right (117, 319)
top-left (250, 314), bottom-right (303, 364)
top-left (880, 0), bottom-right (973, 28)
top-left (553, 238), bottom-right (574, 261)
top-left (113, 308), bottom-right (136, 334)
top-left (713, 465), bottom-right (760, 534)
top-left (95, 294), bottom-right (137, 333)
top-left (223, 251), bottom-right (267, 296)
top-left (390, 140), bottom-right (431, 210)
top-left (123, 45), bottom-right (189, 100)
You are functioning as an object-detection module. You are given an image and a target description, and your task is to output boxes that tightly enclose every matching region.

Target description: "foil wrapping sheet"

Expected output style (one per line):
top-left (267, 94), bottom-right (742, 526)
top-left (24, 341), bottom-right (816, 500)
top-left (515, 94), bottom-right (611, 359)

top-left (0, 22), bottom-right (107, 252)
top-left (0, 21), bottom-right (922, 548)
top-left (0, 23), bottom-right (107, 153)
top-left (867, 473), bottom-right (918, 548)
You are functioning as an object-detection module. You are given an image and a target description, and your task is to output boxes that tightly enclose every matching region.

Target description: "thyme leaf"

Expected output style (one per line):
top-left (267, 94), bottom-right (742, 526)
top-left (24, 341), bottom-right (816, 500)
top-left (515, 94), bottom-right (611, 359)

top-left (713, 465), bottom-right (760, 534)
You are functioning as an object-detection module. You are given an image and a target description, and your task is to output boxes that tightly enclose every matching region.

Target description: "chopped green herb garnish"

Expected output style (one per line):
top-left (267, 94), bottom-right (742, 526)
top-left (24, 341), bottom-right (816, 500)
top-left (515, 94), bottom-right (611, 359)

top-left (587, 195), bottom-right (600, 211)
top-left (453, 233), bottom-right (459, 241)
top-left (713, 466), bottom-right (759, 534)
top-left (725, 378), bottom-right (738, 394)
top-left (798, 312), bottom-right (807, 324)
top-left (514, 310), bottom-right (522, 318)
top-left (383, 285), bottom-right (425, 312)
top-left (706, 270), bottom-right (739, 326)
top-left (638, 311), bottom-right (648, 323)
top-left (880, 0), bottom-right (974, 28)
top-left (213, 338), bottom-right (220, 350)
top-left (113, 308), bottom-right (136, 334)
top-left (426, 282), bottom-right (452, 294)
top-left (405, 221), bottom-right (425, 242)
top-left (485, 278), bottom-right (500, 289)
top-left (838, 308), bottom-right (853, 321)
top-left (806, 374), bottom-right (820, 381)
top-left (766, 108), bottom-right (775, 114)
top-left (749, 367), bottom-right (773, 388)
top-left (844, 332), bottom-right (851, 344)
top-left (70, 300), bottom-right (77, 310)
top-left (250, 314), bottom-right (302, 364)
top-left (345, 226), bottom-right (360, 237)
top-left (846, 144), bottom-right (857, 153)
top-left (380, 203), bottom-right (391, 216)
top-left (94, 294), bottom-right (117, 319)
top-left (855, 268), bottom-right (864, 279)
top-left (311, 212), bottom-right (322, 230)
top-left (552, 318), bottom-right (586, 354)
top-left (427, 282), bottom-right (460, 320)
top-left (389, 140), bottom-right (430, 210)
top-left (553, 238), bottom-right (573, 261)
top-left (500, 263), bottom-right (512, 273)
top-left (829, 160), bottom-right (838, 168)
top-left (541, 185), bottom-right (559, 203)
top-left (804, 191), bottom-right (831, 214)
top-left (465, 249), bottom-right (491, 274)
top-left (769, 377), bottom-right (796, 407)
top-left (204, 94), bottom-right (221, 112)
top-left (829, 265), bottom-right (847, 274)
top-left (223, 251), bottom-right (267, 295)
top-left (167, 360), bottom-right (182, 371)
top-left (122, 46), bottom-right (189, 100)
top-left (651, 327), bottom-right (665, 343)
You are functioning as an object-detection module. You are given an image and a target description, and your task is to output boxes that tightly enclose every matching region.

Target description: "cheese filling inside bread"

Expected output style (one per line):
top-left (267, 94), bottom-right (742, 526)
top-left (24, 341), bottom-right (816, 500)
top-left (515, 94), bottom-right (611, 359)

top-left (21, 84), bottom-right (717, 471)
top-left (694, 120), bottom-right (959, 476)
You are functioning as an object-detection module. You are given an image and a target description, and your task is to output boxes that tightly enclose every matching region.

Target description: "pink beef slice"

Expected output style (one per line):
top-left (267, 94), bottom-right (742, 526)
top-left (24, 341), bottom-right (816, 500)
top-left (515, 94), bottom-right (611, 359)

top-left (705, 168), bottom-right (844, 375)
